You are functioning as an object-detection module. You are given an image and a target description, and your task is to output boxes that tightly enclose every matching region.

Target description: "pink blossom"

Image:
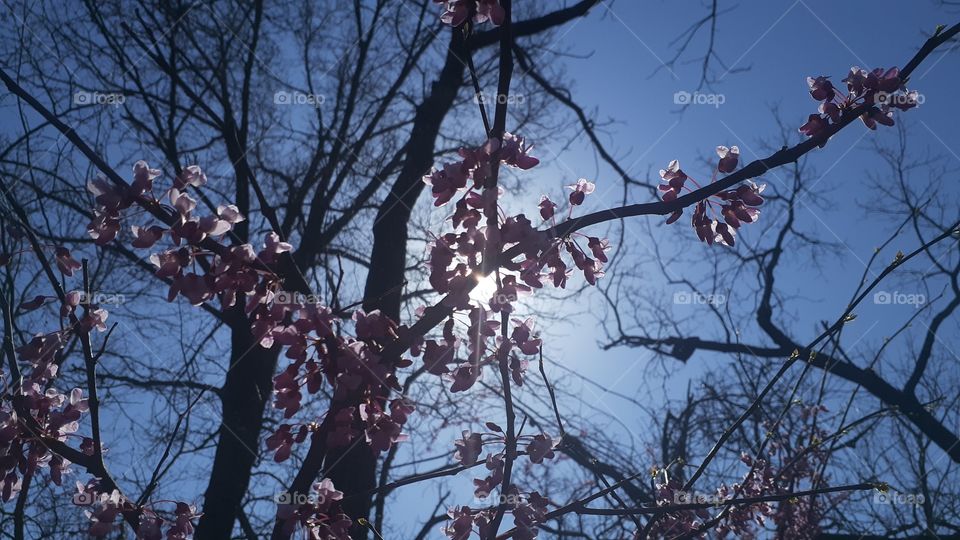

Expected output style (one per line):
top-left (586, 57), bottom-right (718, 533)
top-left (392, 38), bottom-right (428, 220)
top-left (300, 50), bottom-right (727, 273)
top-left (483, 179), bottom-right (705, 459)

top-left (390, 398), bottom-right (415, 425)
top-left (452, 196), bottom-right (482, 230)
top-left (444, 506), bottom-right (480, 540)
top-left (567, 178), bottom-right (595, 206)
top-left (149, 248), bottom-right (190, 278)
top-left (526, 433), bottom-right (557, 464)
top-left (716, 145), bottom-right (740, 173)
top-left (587, 237), bottom-right (609, 263)
top-left (454, 430), bottom-right (484, 466)
top-left (806, 76), bottom-right (836, 101)
top-left (87, 211), bottom-right (121, 245)
top-left (424, 166), bottom-right (466, 207)
top-left (354, 309), bottom-right (397, 341)
top-left (360, 402), bottom-right (408, 453)
top-left (174, 165), bottom-right (207, 189)
top-left (448, 362), bottom-right (480, 393)
top-left (891, 89), bottom-right (921, 111)
top-left (819, 101), bottom-right (841, 122)
top-left (511, 318), bottom-right (541, 355)
top-left (137, 512), bottom-right (162, 540)
top-left (423, 339), bottom-right (456, 375)
top-left (84, 489), bottom-right (125, 537)
top-left (842, 66), bottom-right (868, 95)
top-left (715, 221), bottom-right (736, 246)
top-left (131, 225), bottom-right (165, 248)
top-left (80, 308), bottom-right (110, 332)
top-left (131, 160), bottom-right (160, 196)
top-left (435, 1), bottom-right (506, 28)
top-left (273, 365), bottom-right (303, 419)
top-left (169, 189), bottom-right (196, 221)
top-left (277, 478), bottom-right (351, 539)
top-left (217, 204), bottom-right (245, 223)
top-left (538, 196), bottom-right (556, 220)
top-left (19, 295), bottom-right (51, 312)
top-left (658, 159), bottom-right (688, 202)
top-left (266, 424), bottom-right (295, 462)
top-left (499, 133), bottom-right (539, 170)
top-left (513, 491), bottom-right (549, 540)
top-left (473, 453), bottom-right (504, 497)
top-left (799, 113), bottom-right (829, 139)
top-left (804, 66), bottom-right (917, 142)
top-left (168, 273), bottom-right (212, 305)
top-left (259, 232), bottom-right (293, 265)
top-left (490, 275), bottom-right (530, 313)
top-left (54, 247), bottom-right (82, 276)
top-left (567, 243), bottom-right (604, 285)
top-left (866, 66), bottom-right (901, 93)
top-left (476, 0), bottom-right (506, 25)
top-left (861, 105), bottom-right (895, 130)
top-left (197, 215), bottom-right (231, 237)
top-left (437, 0), bottom-right (469, 27)
top-left (87, 177), bottom-right (125, 212)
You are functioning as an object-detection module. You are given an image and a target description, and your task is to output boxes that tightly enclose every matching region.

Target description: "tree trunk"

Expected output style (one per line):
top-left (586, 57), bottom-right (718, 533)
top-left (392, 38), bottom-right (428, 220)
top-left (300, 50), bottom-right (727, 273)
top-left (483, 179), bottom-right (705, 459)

top-left (195, 306), bottom-right (278, 538)
top-left (326, 30), bottom-right (469, 539)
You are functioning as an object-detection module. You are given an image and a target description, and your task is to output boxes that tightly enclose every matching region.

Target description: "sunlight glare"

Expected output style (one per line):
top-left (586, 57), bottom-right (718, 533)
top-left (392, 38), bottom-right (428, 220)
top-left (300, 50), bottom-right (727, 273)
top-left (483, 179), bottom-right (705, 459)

top-left (468, 273), bottom-right (499, 305)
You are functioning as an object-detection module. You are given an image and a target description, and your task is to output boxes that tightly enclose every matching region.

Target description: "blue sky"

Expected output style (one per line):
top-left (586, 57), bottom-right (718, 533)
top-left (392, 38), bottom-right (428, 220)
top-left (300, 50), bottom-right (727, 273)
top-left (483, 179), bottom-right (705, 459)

top-left (375, 1), bottom-right (960, 535)
top-left (445, 1), bottom-right (960, 532)
top-left (517, 0), bottom-right (960, 408)
top-left (2, 0), bottom-right (959, 536)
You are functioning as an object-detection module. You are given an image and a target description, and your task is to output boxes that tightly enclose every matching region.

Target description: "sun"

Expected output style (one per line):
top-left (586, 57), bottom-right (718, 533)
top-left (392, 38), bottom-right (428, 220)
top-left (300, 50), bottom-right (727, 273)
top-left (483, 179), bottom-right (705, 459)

top-left (468, 272), bottom-right (500, 305)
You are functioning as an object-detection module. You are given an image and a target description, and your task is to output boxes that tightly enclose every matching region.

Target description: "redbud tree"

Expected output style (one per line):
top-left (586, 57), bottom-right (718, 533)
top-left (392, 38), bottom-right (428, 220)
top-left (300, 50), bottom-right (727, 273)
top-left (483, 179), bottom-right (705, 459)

top-left (0, 1), bottom-right (958, 539)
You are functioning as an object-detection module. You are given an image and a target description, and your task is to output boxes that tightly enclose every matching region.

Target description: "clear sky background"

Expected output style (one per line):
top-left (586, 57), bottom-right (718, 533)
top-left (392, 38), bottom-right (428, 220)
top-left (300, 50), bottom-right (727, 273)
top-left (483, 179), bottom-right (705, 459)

top-left (520, 0), bottom-right (960, 428)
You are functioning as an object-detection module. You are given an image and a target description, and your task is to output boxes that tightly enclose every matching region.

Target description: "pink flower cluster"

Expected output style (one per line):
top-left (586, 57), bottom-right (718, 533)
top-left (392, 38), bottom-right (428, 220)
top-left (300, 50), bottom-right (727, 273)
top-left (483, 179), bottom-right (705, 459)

top-left (0, 260), bottom-right (111, 504)
top-left (648, 405), bottom-right (833, 539)
top-left (264, 308), bottom-right (414, 471)
top-left (276, 479), bottom-right (352, 539)
top-left (800, 67), bottom-right (920, 143)
top-left (83, 161), bottom-right (410, 538)
top-left (445, 490), bottom-right (550, 540)
top-left (452, 426), bottom-right (558, 468)
top-left (419, 133), bottom-right (609, 402)
top-left (89, 162), bottom-right (255, 306)
top-left (649, 458), bottom-right (780, 539)
top-left (425, 136), bottom-right (606, 310)
top-left (410, 309), bottom-right (542, 393)
top-left (0, 238), bottom-right (202, 537)
top-left (660, 148), bottom-right (765, 247)
top-left (0, 339), bottom-right (87, 497)
top-left (434, 0), bottom-right (505, 27)
top-left (442, 424), bottom-right (558, 538)
top-left (424, 133), bottom-right (538, 208)
top-left (74, 480), bottom-right (199, 539)
top-left (418, 133), bottom-right (610, 536)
